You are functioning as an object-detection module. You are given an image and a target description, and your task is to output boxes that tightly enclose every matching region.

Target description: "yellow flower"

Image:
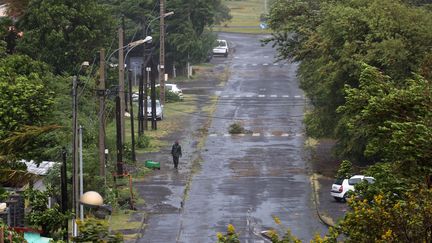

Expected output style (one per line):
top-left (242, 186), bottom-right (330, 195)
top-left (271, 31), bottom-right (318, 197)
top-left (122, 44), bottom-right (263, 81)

top-left (227, 224), bottom-right (236, 234)
top-left (273, 215), bottom-right (282, 225)
top-left (217, 232), bottom-right (224, 240)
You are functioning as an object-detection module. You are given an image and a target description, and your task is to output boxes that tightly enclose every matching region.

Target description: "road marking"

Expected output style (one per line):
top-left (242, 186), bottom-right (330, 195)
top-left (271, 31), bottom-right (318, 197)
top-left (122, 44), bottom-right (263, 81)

top-left (294, 95), bottom-right (302, 98)
top-left (270, 95), bottom-right (277, 98)
top-left (263, 63), bottom-right (269, 66)
top-left (209, 134), bottom-right (217, 137)
top-left (281, 133), bottom-right (289, 137)
top-left (258, 95), bottom-right (266, 98)
top-left (265, 133), bottom-right (274, 137)
top-left (222, 95), bottom-right (229, 98)
top-left (282, 95), bottom-right (290, 98)
top-left (246, 94), bottom-right (254, 98)
top-left (252, 64), bottom-right (257, 66)
top-left (252, 133), bottom-right (260, 137)
top-left (223, 134), bottom-right (231, 137)
top-left (273, 63), bottom-right (279, 66)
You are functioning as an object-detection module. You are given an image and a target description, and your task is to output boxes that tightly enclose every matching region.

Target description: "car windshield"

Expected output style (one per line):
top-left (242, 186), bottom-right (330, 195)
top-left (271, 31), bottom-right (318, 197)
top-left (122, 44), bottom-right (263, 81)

top-left (333, 178), bottom-right (344, 185)
top-left (348, 178), bottom-right (362, 185)
top-left (218, 41), bottom-right (227, 47)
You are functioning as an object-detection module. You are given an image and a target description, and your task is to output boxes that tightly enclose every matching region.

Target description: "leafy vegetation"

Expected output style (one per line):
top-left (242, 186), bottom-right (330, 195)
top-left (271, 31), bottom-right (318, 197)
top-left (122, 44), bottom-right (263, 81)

top-left (267, 0), bottom-right (432, 163)
top-left (267, 0), bottom-right (432, 241)
top-left (25, 188), bottom-right (68, 239)
top-left (73, 218), bottom-right (123, 242)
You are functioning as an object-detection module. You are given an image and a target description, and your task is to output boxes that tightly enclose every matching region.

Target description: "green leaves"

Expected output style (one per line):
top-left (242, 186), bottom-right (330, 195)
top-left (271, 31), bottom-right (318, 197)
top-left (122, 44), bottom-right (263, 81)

top-left (17, 0), bottom-right (115, 74)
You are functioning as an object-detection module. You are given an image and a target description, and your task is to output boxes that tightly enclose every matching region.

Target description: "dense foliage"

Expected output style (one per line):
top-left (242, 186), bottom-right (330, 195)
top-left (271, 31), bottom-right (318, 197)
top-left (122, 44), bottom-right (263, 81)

top-left (267, 0), bottom-right (432, 241)
top-left (17, 0), bottom-right (115, 74)
top-left (267, 0), bottom-right (432, 163)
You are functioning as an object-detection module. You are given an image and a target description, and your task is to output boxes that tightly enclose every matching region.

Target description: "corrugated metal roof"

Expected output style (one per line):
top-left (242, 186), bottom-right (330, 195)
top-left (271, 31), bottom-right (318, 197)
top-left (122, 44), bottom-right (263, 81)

top-left (21, 160), bottom-right (58, 176)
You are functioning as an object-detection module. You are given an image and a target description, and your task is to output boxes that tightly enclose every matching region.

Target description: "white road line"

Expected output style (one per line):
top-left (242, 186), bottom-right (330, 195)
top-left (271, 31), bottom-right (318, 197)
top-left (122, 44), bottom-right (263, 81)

top-left (252, 133), bottom-right (260, 137)
top-left (222, 95), bottom-right (229, 98)
top-left (281, 133), bottom-right (289, 137)
top-left (282, 95), bottom-right (290, 98)
top-left (265, 134), bottom-right (274, 137)
top-left (252, 64), bottom-right (257, 66)
top-left (273, 63), bottom-right (279, 66)
top-left (294, 95), bottom-right (302, 98)
top-left (246, 95), bottom-right (253, 98)
top-left (223, 134), bottom-right (231, 137)
top-left (270, 95), bottom-right (277, 98)
top-left (209, 134), bottom-right (217, 137)
top-left (263, 63), bottom-right (269, 66)
top-left (258, 95), bottom-right (266, 98)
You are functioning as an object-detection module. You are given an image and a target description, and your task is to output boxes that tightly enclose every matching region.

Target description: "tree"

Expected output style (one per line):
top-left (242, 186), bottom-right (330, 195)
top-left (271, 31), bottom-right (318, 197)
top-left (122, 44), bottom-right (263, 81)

top-left (337, 64), bottom-right (432, 169)
top-left (25, 188), bottom-right (69, 239)
top-left (16, 0), bottom-right (115, 74)
top-left (267, 0), bottom-right (432, 163)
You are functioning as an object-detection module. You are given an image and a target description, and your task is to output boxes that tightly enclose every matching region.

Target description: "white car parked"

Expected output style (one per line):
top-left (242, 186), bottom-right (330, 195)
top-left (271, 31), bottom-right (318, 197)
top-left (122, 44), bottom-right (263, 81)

top-left (156, 83), bottom-right (183, 100)
top-left (146, 99), bottom-right (163, 120)
top-left (330, 175), bottom-right (375, 202)
top-left (212, 39), bottom-right (229, 57)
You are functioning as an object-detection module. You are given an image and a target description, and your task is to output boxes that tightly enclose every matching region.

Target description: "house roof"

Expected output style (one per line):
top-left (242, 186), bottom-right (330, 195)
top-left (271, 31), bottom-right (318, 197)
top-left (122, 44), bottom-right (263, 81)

top-left (0, 4), bottom-right (7, 17)
top-left (22, 160), bottom-right (58, 176)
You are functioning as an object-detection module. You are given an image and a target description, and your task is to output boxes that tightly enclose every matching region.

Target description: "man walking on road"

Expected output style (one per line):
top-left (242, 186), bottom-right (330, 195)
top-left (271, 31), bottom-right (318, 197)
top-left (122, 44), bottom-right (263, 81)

top-left (171, 140), bottom-right (182, 169)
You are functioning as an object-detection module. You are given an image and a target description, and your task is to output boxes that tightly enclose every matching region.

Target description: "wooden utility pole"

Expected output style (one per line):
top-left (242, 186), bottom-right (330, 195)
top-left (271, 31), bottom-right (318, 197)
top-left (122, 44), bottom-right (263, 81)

top-left (159, 0), bottom-right (166, 105)
top-left (71, 75), bottom-right (79, 236)
top-left (118, 25), bottom-right (125, 147)
top-left (98, 49), bottom-right (106, 177)
top-left (128, 70), bottom-right (136, 161)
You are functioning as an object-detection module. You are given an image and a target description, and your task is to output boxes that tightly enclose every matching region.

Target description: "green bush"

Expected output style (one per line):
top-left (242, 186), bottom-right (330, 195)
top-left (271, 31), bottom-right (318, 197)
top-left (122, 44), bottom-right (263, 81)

top-left (228, 122), bottom-right (249, 134)
top-left (137, 135), bottom-right (151, 149)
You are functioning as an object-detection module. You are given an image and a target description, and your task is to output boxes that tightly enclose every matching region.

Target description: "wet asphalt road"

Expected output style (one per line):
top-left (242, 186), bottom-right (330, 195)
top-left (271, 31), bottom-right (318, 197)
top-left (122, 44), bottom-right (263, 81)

top-left (177, 33), bottom-right (326, 242)
top-left (136, 32), bottom-right (327, 243)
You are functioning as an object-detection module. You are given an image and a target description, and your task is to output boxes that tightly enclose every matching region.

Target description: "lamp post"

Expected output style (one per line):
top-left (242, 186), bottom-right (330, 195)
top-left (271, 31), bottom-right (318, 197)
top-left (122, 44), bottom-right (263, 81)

top-left (106, 36), bottom-right (152, 175)
top-left (145, 11), bottom-right (174, 37)
top-left (71, 61), bottom-right (89, 238)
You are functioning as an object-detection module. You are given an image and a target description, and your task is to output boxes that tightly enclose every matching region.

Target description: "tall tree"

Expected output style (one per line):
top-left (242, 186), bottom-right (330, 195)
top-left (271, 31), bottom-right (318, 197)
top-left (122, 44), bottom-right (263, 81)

top-left (16, 0), bottom-right (115, 74)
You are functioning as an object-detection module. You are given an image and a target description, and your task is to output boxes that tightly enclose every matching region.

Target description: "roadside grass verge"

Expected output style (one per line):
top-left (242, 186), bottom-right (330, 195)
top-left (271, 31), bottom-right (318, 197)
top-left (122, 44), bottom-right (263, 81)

top-left (216, 0), bottom-right (272, 34)
top-left (110, 210), bottom-right (143, 231)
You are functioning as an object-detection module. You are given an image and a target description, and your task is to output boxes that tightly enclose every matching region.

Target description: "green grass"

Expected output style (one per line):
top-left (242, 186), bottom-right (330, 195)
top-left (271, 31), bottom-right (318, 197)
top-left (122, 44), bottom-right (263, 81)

top-left (217, 0), bottom-right (272, 34)
top-left (110, 210), bottom-right (142, 231)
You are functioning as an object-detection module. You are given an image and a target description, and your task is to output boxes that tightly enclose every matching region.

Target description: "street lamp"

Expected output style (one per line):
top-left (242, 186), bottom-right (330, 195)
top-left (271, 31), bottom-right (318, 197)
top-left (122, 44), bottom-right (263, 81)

top-left (145, 11), bottom-right (174, 36)
top-left (106, 36), bottom-right (153, 63)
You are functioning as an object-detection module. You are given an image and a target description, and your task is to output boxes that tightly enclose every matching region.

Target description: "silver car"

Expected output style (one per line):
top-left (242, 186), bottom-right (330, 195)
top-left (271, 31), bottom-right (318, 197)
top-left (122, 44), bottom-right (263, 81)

top-left (146, 99), bottom-right (163, 120)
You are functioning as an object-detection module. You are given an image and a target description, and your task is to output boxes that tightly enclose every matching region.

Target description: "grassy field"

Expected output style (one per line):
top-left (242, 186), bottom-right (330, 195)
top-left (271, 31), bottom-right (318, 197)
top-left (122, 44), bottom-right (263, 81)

top-left (215, 0), bottom-right (271, 34)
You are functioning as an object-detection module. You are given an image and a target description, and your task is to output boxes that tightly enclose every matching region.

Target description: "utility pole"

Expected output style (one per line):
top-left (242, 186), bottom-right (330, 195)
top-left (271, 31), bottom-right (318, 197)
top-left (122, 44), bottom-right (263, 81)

top-left (60, 148), bottom-right (68, 242)
top-left (145, 66), bottom-right (150, 130)
top-left (98, 49), bottom-right (106, 177)
top-left (71, 75), bottom-right (79, 237)
top-left (115, 96), bottom-right (124, 175)
top-left (79, 125), bottom-right (84, 221)
top-left (150, 59), bottom-right (157, 130)
top-left (159, 0), bottom-right (166, 105)
top-left (118, 22), bottom-right (125, 149)
top-left (138, 64), bottom-right (144, 137)
top-left (128, 70), bottom-right (136, 161)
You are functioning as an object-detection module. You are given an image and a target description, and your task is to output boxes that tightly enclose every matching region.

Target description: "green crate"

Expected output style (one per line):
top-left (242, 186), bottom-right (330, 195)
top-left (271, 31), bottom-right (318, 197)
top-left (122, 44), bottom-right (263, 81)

top-left (145, 160), bottom-right (160, 170)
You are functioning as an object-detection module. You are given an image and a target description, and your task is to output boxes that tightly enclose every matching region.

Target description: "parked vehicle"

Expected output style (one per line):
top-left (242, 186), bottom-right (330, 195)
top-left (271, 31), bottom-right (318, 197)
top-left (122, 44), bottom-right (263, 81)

top-left (331, 175), bottom-right (375, 202)
top-left (156, 83), bottom-right (183, 100)
top-left (212, 39), bottom-right (229, 57)
top-left (146, 99), bottom-right (163, 120)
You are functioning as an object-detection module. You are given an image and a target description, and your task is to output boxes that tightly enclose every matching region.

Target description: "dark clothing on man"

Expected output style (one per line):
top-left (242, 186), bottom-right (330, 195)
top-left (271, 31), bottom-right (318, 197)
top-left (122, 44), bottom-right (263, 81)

top-left (171, 142), bottom-right (182, 169)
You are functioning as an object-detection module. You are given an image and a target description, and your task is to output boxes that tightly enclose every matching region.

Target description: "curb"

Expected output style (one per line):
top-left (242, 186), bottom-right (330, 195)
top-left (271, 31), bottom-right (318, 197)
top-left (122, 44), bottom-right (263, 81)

top-left (310, 174), bottom-right (335, 228)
